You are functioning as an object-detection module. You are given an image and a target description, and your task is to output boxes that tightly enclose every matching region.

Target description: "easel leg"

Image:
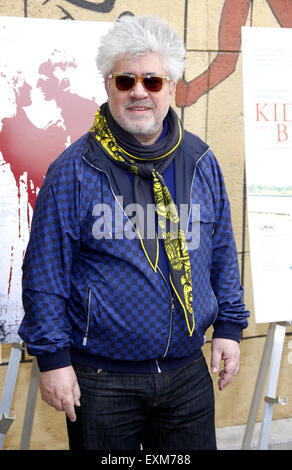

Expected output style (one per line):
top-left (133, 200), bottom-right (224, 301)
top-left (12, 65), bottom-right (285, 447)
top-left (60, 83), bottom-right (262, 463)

top-left (258, 323), bottom-right (287, 450)
top-left (242, 323), bottom-right (276, 449)
top-left (0, 342), bottom-right (23, 450)
top-left (20, 356), bottom-right (40, 450)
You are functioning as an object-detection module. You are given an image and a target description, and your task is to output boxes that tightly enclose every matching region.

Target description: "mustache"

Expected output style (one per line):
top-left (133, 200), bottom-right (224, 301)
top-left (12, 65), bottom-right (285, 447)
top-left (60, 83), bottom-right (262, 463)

top-left (125, 100), bottom-right (155, 109)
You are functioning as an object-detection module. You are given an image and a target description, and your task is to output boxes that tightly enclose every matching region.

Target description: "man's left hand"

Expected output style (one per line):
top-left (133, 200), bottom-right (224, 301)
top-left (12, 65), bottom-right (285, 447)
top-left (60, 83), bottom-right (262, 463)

top-left (210, 338), bottom-right (240, 390)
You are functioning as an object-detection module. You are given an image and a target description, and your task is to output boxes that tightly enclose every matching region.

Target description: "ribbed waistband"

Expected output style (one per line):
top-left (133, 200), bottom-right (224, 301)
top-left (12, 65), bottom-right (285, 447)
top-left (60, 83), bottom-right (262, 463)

top-left (70, 347), bottom-right (202, 374)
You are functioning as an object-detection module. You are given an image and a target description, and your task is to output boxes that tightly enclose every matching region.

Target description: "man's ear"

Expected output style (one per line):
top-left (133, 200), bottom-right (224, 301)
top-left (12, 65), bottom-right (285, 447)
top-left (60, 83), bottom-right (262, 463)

top-left (169, 80), bottom-right (176, 98)
top-left (169, 81), bottom-right (176, 103)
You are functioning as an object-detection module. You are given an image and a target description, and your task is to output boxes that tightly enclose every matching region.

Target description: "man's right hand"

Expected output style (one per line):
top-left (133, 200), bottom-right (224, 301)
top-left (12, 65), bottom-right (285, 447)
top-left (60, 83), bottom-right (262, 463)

top-left (39, 365), bottom-right (81, 422)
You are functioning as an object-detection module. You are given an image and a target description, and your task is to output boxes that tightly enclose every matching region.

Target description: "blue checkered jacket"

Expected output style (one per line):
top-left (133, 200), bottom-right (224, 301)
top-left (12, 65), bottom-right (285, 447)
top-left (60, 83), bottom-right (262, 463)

top-left (18, 130), bottom-right (249, 372)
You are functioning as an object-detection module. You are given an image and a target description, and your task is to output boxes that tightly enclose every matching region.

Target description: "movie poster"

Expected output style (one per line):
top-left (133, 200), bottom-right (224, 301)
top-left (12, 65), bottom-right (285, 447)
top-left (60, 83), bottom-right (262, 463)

top-left (0, 17), bottom-right (111, 342)
top-left (242, 27), bottom-right (292, 323)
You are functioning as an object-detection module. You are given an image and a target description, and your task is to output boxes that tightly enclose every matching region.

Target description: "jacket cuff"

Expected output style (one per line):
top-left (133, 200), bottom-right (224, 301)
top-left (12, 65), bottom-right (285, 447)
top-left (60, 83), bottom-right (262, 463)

top-left (212, 319), bottom-right (242, 343)
top-left (36, 349), bottom-right (72, 372)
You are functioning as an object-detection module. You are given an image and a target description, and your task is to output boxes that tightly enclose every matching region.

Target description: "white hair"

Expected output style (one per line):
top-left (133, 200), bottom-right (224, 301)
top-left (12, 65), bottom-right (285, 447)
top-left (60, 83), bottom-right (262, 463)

top-left (96, 15), bottom-right (186, 82)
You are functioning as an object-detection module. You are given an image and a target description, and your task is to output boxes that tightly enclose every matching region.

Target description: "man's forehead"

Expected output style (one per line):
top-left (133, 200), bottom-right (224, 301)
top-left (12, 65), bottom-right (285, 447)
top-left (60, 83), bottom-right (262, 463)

top-left (111, 52), bottom-right (167, 75)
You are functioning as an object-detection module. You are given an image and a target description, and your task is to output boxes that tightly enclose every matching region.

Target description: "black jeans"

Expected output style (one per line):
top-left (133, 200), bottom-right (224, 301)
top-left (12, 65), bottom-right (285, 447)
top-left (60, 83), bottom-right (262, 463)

top-left (67, 355), bottom-right (217, 450)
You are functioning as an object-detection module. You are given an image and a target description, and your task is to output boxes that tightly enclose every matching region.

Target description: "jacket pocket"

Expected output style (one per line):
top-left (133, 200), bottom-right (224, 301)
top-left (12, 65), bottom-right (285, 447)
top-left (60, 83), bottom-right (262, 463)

top-left (82, 286), bottom-right (92, 346)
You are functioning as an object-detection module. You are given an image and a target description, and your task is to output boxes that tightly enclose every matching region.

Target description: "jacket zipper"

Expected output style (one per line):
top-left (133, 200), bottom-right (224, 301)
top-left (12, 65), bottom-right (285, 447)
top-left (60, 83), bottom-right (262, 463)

top-left (161, 296), bottom-right (175, 359)
top-left (156, 359), bottom-right (162, 373)
top-left (83, 287), bottom-right (92, 346)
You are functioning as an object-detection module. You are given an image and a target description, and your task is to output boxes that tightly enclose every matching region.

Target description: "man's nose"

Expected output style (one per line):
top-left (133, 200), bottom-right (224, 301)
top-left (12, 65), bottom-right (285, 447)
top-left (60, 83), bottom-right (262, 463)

top-left (130, 79), bottom-right (149, 98)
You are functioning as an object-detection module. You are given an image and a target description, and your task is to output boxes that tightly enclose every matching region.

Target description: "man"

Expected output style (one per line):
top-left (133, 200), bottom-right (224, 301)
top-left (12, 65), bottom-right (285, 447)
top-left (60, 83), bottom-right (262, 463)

top-left (19, 15), bottom-right (249, 450)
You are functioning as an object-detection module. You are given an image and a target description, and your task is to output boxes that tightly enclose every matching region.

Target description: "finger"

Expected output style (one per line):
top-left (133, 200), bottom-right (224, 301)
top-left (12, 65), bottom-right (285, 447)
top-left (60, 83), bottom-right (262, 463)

top-left (62, 396), bottom-right (77, 422)
top-left (54, 400), bottom-right (65, 412)
top-left (210, 349), bottom-right (222, 374)
top-left (46, 396), bottom-right (64, 412)
top-left (44, 393), bottom-right (76, 419)
top-left (218, 371), bottom-right (234, 390)
top-left (221, 354), bottom-right (239, 375)
top-left (218, 364), bottom-right (239, 390)
top-left (73, 381), bottom-right (81, 407)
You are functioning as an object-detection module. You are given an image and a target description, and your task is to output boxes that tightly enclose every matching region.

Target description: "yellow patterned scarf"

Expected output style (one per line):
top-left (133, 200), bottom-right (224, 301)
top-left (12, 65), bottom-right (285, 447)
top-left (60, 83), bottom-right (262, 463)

top-left (90, 106), bottom-right (194, 336)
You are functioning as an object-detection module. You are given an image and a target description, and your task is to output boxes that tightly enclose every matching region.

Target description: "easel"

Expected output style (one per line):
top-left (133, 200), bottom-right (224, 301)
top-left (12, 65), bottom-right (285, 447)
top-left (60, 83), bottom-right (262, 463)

top-left (242, 321), bottom-right (291, 450)
top-left (0, 342), bottom-right (39, 450)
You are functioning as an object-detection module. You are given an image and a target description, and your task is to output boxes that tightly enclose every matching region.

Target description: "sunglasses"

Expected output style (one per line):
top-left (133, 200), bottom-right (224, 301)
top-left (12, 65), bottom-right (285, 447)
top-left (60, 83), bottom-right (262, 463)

top-left (108, 73), bottom-right (171, 93)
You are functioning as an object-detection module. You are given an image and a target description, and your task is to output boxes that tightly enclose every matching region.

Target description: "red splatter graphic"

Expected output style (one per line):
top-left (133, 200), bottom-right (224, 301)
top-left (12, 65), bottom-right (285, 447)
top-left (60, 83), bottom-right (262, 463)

top-left (0, 54), bottom-right (99, 313)
top-left (0, 58), bottom-right (98, 209)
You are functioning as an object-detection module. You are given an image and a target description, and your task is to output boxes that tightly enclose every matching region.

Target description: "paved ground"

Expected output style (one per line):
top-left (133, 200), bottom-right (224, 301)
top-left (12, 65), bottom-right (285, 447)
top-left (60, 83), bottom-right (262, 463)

top-left (216, 418), bottom-right (292, 450)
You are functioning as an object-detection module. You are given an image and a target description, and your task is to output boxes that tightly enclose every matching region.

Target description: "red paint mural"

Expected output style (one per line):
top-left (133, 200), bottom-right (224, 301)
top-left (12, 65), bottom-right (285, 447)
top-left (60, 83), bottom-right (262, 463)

top-left (0, 60), bottom-right (97, 210)
top-left (176, 0), bottom-right (292, 107)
